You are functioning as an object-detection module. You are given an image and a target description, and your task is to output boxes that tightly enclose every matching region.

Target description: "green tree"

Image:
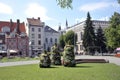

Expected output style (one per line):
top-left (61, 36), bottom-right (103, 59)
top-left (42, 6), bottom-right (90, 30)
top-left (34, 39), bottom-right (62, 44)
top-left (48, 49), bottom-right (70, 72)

top-left (56, 0), bottom-right (119, 9)
top-left (59, 34), bottom-right (65, 49)
top-left (118, 0), bottom-right (120, 4)
top-left (64, 30), bottom-right (77, 45)
top-left (83, 12), bottom-right (96, 55)
top-left (105, 12), bottom-right (120, 50)
top-left (56, 0), bottom-right (72, 9)
top-left (96, 26), bottom-right (107, 53)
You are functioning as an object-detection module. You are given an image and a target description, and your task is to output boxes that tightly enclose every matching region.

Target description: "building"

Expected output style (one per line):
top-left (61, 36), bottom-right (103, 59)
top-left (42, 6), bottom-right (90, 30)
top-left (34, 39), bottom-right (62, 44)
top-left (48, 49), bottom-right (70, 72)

top-left (66, 20), bottom-right (109, 54)
top-left (0, 19), bottom-right (28, 56)
top-left (26, 17), bottom-right (44, 56)
top-left (0, 33), bottom-right (6, 56)
top-left (44, 26), bottom-right (59, 51)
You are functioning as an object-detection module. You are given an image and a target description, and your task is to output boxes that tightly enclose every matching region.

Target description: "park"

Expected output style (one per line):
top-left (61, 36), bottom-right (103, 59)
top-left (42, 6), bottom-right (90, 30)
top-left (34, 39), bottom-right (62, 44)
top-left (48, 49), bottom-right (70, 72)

top-left (0, 0), bottom-right (120, 80)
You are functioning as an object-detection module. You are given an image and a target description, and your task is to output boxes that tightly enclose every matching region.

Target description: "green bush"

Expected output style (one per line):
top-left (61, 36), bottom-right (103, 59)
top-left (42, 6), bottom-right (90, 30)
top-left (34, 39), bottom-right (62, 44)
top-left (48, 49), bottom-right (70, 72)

top-left (39, 51), bottom-right (51, 68)
top-left (51, 44), bottom-right (61, 65)
top-left (63, 45), bottom-right (76, 67)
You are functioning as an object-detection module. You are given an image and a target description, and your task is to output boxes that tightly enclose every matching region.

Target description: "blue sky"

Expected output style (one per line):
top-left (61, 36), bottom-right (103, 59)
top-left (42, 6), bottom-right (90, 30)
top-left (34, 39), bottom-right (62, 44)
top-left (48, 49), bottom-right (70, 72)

top-left (0, 0), bottom-right (120, 30)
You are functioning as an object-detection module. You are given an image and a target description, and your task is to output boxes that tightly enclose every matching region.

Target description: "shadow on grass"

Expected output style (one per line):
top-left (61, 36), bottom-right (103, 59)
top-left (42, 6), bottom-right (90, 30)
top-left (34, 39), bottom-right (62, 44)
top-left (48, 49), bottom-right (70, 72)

top-left (39, 66), bottom-right (58, 69)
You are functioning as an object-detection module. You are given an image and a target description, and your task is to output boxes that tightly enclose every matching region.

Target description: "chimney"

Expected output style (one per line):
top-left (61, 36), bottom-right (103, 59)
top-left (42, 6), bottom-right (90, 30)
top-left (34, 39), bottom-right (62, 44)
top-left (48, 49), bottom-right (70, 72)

top-left (10, 19), bottom-right (13, 32)
top-left (38, 17), bottom-right (40, 20)
top-left (58, 25), bottom-right (61, 31)
top-left (17, 19), bottom-right (20, 34)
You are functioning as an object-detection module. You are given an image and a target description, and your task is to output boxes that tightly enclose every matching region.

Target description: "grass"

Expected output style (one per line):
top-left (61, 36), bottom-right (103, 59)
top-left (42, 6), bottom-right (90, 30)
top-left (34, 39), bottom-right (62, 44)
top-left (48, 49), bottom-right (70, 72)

top-left (0, 63), bottom-right (120, 80)
top-left (0, 57), bottom-right (39, 62)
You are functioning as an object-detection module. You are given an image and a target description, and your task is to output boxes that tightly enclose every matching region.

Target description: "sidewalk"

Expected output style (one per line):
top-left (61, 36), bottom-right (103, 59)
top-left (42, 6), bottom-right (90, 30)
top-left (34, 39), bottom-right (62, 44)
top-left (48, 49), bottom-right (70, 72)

top-left (0, 55), bottom-right (120, 67)
top-left (76, 55), bottom-right (120, 66)
top-left (0, 60), bottom-right (39, 67)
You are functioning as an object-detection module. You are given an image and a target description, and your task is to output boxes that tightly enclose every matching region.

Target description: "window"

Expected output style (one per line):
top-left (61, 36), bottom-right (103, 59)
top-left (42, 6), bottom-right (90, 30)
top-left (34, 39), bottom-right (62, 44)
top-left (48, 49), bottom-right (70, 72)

top-left (31, 34), bottom-right (35, 38)
top-left (45, 38), bottom-right (48, 43)
top-left (50, 38), bottom-right (52, 43)
top-left (38, 34), bottom-right (41, 38)
top-left (80, 32), bottom-right (83, 40)
top-left (55, 38), bottom-right (57, 43)
top-left (44, 44), bottom-right (46, 49)
top-left (0, 40), bottom-right (2, 43)
top-left (38, 40), bottom-right (41, 45)
top-left (31, 28), bottom-right (34, 32)
top-left (31, 40), bottom-right (35, 45)
top-left (2, 26), bottom-right (10, 32)
top-left (38, 28), bottom-right (41, 32)
top-left (80, 45), bottom-right (83, 50)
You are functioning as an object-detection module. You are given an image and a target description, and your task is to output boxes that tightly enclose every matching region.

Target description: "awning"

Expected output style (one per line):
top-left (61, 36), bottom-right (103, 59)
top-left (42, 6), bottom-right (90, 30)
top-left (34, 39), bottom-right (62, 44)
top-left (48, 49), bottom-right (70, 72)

top-left (116, 47), bottom-right (120, 51)
top-left (9, 50), bottom-right (18, 53)
top-left (0, 50), bottom-right (7, 53)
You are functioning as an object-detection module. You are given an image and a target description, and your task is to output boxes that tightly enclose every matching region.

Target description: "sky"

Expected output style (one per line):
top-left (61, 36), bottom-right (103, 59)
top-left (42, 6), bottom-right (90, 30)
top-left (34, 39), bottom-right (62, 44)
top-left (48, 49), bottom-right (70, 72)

top-left (0, 0), bottom-right (120, 30)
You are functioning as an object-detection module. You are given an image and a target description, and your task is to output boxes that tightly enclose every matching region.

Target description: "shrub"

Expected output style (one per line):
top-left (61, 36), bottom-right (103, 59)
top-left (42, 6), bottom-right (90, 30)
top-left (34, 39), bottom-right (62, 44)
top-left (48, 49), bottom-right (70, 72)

top-left (62, 45), bottom-right (76, 67)
top-left (39, 51), bottom-right (51, 68)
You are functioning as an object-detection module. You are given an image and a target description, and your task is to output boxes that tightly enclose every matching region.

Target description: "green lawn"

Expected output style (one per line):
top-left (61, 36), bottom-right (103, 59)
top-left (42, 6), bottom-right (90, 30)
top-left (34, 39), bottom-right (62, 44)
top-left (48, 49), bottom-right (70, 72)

top-left (0, 63), bottom-right (120, 80)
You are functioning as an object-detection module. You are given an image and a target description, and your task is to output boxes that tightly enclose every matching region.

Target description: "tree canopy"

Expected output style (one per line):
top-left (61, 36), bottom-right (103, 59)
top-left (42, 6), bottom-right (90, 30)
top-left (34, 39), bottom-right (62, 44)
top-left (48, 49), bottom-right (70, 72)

top-left (118, 0), bottom-right (120, 4)
top-left (59, 34), bottom-right (65, 49)
top-left (56, 0), bottom-right (72, 9)
top-left (64, 30), bottom-right (77, 45)
top-left (105, 12), bottom-right (120, 49)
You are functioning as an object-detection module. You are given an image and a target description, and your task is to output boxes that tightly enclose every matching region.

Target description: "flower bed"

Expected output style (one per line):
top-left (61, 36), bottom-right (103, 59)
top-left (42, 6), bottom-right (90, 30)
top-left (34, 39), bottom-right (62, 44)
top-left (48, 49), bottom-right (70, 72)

top-left (115, 54), bottom-right (120, 57)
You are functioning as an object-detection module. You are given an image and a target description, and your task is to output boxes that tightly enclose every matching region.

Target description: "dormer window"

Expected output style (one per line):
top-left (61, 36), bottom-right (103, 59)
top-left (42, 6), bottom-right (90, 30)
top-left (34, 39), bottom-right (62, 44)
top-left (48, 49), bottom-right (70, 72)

top-left (1, 26), bottom-right (10, 33)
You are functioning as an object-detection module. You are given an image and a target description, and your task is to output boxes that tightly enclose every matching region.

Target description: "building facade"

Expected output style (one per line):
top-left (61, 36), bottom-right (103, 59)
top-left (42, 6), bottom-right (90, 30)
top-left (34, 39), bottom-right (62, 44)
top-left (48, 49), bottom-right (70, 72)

top-left (26, 17), bottom-right (44, 56)
top-left (44, 26), bottom-right (59, 51)
top-left (66, 20), bottom-right (109, 54)
top-left (0, 19), bottom-right (28, 56)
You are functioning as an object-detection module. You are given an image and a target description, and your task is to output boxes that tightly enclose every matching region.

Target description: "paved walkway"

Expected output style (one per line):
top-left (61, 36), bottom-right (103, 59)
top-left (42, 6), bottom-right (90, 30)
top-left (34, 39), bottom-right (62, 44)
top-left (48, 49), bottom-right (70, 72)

top-left (0, 55), bottom-right (120, 67)
top-left (0, 60), bottom-right (39, 67)
top-left (76, 55), bottom-right (120, 66)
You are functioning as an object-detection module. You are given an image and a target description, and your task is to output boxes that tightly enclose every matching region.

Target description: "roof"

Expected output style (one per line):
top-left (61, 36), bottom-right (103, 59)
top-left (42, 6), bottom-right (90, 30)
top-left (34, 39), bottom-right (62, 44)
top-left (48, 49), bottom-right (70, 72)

top-left (44, 26), bottom-right (58, 33)
top-left (70, 20), bottom-right (109, 28)
top-left (0, 21), bottom-right (26, 33)
top-left (27, 18), bottom-right (44, 26)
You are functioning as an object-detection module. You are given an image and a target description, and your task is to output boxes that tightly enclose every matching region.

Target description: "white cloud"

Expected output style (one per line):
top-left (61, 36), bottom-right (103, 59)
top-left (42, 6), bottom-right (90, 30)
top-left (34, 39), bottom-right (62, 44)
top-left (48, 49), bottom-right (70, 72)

top-left (0, 2), bottom-right (13, 14)
top-left (25, 3), bottom-right (52, 21)
top-left (79, 2), bottom-right (113, 12)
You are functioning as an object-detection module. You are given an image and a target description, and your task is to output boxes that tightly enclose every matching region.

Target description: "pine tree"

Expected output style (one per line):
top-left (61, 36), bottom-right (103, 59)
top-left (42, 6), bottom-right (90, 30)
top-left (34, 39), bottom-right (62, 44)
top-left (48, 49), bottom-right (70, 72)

top-left (96, 26), bottom-right (107, 53)
top-left (83, 12), bottom-right (96, 55)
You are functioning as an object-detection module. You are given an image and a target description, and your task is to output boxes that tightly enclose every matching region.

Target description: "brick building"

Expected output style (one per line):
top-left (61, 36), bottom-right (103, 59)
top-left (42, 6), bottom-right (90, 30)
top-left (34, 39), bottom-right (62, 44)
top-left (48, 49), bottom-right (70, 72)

top-left (0, 19), bottom-right (28, 56)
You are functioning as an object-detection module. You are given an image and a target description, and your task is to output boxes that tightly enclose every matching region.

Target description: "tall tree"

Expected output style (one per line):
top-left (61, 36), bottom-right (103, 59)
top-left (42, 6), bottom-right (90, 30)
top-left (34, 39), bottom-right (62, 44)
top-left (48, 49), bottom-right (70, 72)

top-left (105, 12), bottom-right (120, 50)
top-left (59, 34), bottom-right (65, 49)
top-left (96, 26), bottom-right (107, 53)
top-left (83, 12), bottom-right (96, 55)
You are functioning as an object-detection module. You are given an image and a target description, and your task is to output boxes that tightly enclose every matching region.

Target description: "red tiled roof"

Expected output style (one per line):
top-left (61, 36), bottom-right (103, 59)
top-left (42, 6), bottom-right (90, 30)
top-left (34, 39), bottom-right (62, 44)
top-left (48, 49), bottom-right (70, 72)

top-left (0, 21), bottom-right (26, 33)
top-left (27, 18), bottom-right (44, 26)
